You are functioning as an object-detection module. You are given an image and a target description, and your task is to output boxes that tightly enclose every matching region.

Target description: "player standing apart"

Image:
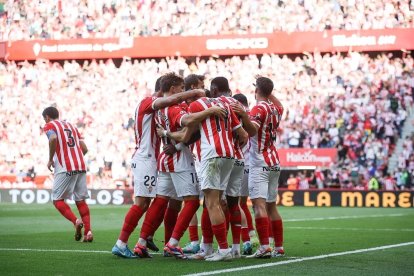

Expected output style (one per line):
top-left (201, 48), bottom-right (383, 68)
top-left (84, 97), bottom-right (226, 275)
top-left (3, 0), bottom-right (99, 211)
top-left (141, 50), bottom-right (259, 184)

top-left (42, 106), bottom-right (93, 242)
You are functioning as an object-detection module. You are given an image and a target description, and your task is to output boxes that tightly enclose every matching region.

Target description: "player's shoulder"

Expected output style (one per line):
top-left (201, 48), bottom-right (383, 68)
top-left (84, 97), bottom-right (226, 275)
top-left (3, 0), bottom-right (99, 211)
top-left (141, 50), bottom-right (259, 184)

top-left (43, 120), bottom-right (65, 133)
top-left (141, 96), bottom-right (157, 104)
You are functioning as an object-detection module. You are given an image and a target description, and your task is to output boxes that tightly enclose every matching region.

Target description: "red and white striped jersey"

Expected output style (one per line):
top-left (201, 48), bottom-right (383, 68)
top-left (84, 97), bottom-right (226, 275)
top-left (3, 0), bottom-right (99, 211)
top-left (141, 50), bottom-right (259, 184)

top-left (133, 96), bottom-right (160, 161)
top-left (155, 103), bottom-right (194, 172)
top-left (217, 96), bottom-right (245, 160)
top-left (188, 97), bottom-right (241, 161)
top-left (249, 100), bottom-right (283, 167)
top-left (44, 120), bottom-right (86, 173)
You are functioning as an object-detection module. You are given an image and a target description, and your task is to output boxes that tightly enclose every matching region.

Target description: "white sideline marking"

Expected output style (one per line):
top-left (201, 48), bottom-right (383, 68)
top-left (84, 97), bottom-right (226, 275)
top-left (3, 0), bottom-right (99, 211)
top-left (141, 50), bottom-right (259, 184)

top-left (287, 227), bottom-right (414, 232)
top-left (284, 213), bottom-right (404, 222)
top-left (183, 242), bottom-right (414, 276)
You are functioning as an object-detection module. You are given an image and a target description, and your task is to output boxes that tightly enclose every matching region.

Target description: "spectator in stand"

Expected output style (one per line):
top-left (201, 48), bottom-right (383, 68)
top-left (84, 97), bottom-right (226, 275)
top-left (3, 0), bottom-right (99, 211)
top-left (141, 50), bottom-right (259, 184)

top-left (287, 174), bottom-right (298, 190)
top-left (0, 52), bottom-right (413, 190)
top-left (1, 0), bottom-right (414, 41)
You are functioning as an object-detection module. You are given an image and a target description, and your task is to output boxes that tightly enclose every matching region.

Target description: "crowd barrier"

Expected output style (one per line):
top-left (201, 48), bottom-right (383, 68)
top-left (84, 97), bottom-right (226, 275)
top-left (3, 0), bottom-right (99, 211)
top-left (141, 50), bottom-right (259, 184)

top-left (0, 189), bottom-right (412, 208)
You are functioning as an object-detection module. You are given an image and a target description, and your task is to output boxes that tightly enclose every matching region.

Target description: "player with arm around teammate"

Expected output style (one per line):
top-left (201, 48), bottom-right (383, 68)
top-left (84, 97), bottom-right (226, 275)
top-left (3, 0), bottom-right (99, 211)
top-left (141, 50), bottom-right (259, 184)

top-left (246, 77), bottom-right (285, 258)
top-left (111, 75), bottom-right (208, 258)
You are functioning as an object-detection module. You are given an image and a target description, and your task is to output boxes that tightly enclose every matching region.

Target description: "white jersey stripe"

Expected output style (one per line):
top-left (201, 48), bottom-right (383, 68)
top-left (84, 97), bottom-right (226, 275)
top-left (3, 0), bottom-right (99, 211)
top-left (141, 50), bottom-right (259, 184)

top-left (67, 122), bottom-right (83, 170)
top-left (58, 121), bottom-right (76, 171)
top-left (51, 121), bottom-right (66, 171)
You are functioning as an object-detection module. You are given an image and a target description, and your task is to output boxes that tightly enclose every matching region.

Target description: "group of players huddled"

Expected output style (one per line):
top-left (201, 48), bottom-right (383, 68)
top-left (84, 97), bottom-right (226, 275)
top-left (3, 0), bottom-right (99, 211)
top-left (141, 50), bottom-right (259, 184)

top-left (42, 72), bottom-right (284, 261)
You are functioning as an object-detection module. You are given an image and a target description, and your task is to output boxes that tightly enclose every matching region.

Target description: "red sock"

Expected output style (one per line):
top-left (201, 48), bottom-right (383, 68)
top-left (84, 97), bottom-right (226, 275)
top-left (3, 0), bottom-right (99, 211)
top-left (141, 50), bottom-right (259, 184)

top-left (240, 202), bottom-right (254, 232)
top-left (164, 207), bottom-right (179, 243)
top-left (268, 217), bottom-right (273, 239)
top-left (271, 219), bottom-right (284, 247)
top-left (224, 208), bottom-right (230, 233)
top-left (119, 205), bottom-right (144, 243)
top-left (255, 217), bottom-right (269, 246)
top-left (229, 204), bottom-right (241, 244)
top-left (189, 225), bottom-right (199, 242)
top-left (241, 227), bottom-right (250, 242)
top-left (201, 208), bottom-right (213, 244)
top-left (140, 197), bottom-right (168, 240)
top-left (75, 200), bottom-right (91, 234)
top-left (212, 222), bottom-right (228, 249)
top-left (171, 199), bottom-right (199, 241)
top-left (54, 200), bottom-right (77, 224)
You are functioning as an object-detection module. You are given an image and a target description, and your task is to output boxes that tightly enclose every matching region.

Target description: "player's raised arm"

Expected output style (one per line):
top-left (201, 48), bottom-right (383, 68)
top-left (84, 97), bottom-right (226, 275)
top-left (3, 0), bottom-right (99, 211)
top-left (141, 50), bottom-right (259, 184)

top-left (152, 89), bottom-right (206, 110)
top-left (269, 94), bottom-right (284, 115)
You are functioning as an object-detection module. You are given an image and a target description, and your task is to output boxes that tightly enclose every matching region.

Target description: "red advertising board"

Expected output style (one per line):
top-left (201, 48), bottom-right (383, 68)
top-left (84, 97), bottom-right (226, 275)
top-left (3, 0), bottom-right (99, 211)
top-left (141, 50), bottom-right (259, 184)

top-left (278, 148), bottom-right (337, 167)
top-left (2, 28), bottom-right (414, 60)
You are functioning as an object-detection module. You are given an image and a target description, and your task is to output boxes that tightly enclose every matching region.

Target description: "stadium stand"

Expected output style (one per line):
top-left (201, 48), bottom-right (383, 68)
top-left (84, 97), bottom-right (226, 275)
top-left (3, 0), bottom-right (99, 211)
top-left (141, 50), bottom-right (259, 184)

top-left (0, 53), bottom-right (413, 189)
top-left (0, 0), bottom-right (414, 40)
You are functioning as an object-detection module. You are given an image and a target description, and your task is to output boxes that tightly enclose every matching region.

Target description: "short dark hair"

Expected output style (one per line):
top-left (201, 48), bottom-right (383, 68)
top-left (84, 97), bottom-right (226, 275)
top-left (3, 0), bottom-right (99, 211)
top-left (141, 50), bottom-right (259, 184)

top-left (184, 74), bottom-right (204, 91)
top-left (211, 76), bottom-right (230, 93)
top-left (160, 72), bottom-right (184, 93)
top-left (154, 76), bottom-right (163, 92)
top-left (233, 93), bottom-right (248, 107)
top-left (255, 77), bottom-right (274, 97)
top-left (42, 106), bottom-right (59, 119)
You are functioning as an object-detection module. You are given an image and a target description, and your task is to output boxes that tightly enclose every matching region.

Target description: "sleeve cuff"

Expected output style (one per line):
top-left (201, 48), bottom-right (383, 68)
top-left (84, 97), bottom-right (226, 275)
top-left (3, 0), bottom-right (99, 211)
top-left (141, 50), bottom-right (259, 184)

top-left (151, 98), bottom-right (159, 110)
top-left (232, 124), bottom-right (242, 131)
top-left (175, 143), bottom-right (185, 151)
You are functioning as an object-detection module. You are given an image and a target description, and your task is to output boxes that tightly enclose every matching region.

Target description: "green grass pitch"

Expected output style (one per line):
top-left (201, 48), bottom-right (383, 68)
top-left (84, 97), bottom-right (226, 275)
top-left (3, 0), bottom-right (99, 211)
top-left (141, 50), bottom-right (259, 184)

top-left (0, 204), bottom-right (413, 275)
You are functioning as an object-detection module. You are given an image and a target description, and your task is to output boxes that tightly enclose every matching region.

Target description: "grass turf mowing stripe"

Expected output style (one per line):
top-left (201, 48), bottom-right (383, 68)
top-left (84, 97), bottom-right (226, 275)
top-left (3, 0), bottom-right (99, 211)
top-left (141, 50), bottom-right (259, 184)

top-left (286, 227), bottom-right (414, 232)
top-left (0, 248), bottom-right (163, 255)
top-left (183, 241), bottom-right (414, 276)
top-left (283, 213), bottom-right (404, 222)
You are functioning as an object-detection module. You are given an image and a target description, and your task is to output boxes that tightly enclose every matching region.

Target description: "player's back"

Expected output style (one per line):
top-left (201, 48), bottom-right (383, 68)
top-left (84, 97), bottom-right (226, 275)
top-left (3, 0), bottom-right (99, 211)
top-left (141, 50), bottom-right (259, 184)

top-left (249, 100), bottom-right (281, 167)
top-left (188, 97), bottom-right (240, 160)
top-left (156, 104), bottom-right (194, 172)
top-left (44, 120), bottom-right (86, 173)
top-left (133, 96), bottom-right (160, 160)
top-left (218, 95), bottom-right (246, 160)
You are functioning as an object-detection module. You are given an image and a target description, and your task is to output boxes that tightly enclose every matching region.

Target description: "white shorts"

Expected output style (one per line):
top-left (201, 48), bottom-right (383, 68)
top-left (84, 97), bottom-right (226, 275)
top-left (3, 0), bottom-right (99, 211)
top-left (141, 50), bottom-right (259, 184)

top-left (199, 157), bottom-right (234, 191)
top-left (53, 171), bottom-right (89, 201)
top-left (240, 166), bottom-right (249, 197)
top-left (157, 170), bottom-right (200, 198)
top-left (248, 165), bottom-right (280, 202)
top-left (132, 158), bottom-right (158, 198)
top-left (226, 159), bottom-right (244, 197)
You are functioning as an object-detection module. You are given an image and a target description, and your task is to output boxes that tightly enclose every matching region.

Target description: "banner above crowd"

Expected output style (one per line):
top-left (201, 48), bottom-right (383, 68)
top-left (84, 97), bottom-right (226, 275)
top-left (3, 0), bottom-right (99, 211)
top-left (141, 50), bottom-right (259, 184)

top-left (278, 148), bottom-right (337, 167)
top-left (1, 28), bottom-right (413, 60)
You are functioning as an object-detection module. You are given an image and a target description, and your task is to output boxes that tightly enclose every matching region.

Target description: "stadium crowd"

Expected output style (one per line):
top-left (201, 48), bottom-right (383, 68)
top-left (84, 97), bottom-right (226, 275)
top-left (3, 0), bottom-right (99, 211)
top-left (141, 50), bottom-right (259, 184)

top-left (0, 52), bottom-right (413, 190)
top-left (1, 0), bottom-right (414, 40)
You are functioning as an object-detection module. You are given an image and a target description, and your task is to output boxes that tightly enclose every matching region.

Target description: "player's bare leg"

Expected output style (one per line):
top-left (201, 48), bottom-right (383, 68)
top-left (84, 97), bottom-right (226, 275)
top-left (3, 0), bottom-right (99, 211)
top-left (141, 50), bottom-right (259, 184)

top-left (266, 202), bottom-right (284, 257)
